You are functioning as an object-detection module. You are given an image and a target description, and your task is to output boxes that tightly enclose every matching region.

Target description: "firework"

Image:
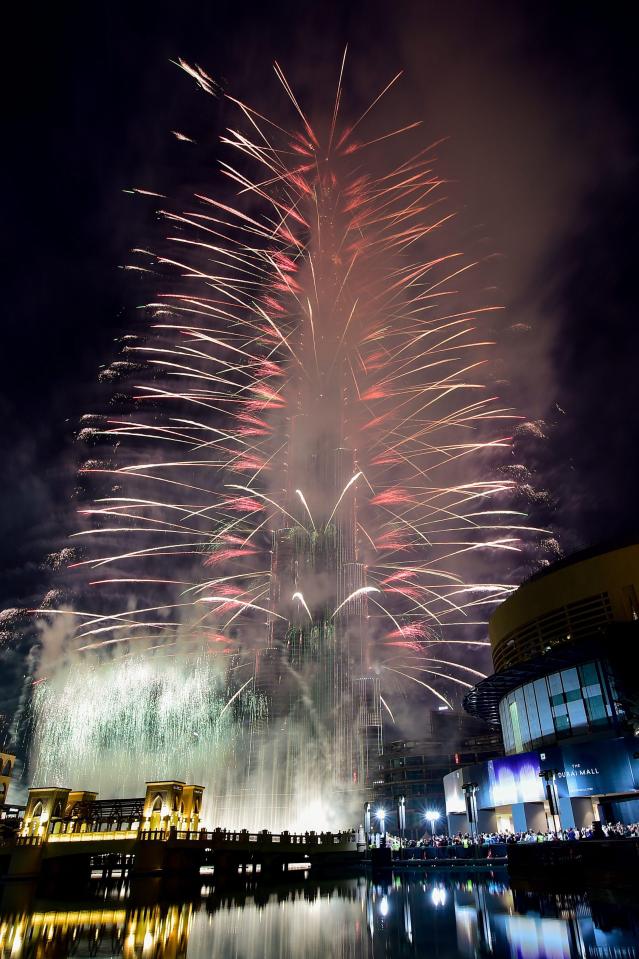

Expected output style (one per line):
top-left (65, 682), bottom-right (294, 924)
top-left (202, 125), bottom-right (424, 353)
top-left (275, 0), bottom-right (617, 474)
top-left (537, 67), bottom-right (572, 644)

top-left (29, 55), bottom-right (539, 828)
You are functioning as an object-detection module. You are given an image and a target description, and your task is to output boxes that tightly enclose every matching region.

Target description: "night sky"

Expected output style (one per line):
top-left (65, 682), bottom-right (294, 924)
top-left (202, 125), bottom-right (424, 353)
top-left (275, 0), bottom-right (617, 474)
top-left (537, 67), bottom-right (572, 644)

top-left (1, 1), bottom-right (638, 728)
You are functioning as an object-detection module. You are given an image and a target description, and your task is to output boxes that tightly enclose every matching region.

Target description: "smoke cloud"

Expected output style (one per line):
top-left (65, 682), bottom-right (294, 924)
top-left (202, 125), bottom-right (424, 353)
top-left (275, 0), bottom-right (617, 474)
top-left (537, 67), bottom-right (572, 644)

top-left (1, 1), bottom-right (637, 772)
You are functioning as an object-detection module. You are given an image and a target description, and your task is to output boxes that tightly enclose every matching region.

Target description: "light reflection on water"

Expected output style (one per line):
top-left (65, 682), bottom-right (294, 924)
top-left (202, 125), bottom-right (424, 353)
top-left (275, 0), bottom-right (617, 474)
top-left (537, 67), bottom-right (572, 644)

top-left (1, 872), bottom-right (638, 959)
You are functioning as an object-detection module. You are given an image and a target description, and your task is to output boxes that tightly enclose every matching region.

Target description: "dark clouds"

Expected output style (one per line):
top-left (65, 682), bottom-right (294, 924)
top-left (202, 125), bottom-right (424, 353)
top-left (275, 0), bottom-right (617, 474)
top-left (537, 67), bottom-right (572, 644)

top-left (1, 1), bottom-right (637, 721)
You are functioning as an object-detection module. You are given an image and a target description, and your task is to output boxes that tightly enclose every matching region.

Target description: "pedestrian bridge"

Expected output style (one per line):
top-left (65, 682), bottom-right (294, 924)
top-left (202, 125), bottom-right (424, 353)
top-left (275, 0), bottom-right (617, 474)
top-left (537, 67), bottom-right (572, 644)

top-left (0, 779), bottom-right (363, 880)
top-left (3, 827), bottom-right (362, 880)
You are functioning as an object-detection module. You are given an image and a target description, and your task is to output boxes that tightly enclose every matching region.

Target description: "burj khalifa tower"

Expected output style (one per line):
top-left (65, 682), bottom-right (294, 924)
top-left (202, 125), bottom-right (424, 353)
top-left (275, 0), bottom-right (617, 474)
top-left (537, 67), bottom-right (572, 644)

top-left (252, 175), bottom-right (383, 811)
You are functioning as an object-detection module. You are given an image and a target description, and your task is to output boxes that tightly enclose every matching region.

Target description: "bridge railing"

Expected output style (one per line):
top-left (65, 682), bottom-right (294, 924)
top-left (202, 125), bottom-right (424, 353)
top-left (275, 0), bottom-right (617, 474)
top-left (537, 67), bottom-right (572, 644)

top-left (179, 829), bottom-right (358, 847)
top-left (138, 830), bottom-right (172, 842)
top-left (14, 836), bottom-right (43, 847)
top-left (0, 804), bottom-right (25, 821)
top-left (9, 825), bottom-right (359, 849)
top-left (48, 829), bottom-right (138, 844)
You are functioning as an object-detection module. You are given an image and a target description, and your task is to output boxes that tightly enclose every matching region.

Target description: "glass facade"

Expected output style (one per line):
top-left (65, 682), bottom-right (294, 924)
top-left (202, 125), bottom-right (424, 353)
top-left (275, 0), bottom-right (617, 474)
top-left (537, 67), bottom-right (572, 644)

top-left (499, 660), bottom-right (619, 754)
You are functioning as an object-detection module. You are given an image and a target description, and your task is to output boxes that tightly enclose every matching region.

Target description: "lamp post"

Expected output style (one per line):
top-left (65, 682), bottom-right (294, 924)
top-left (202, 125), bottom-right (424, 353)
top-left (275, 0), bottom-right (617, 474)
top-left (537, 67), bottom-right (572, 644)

top-left (425, 809), bottom-right (440, 842)
top-left (376, 807), bottom-right (387, 846)
top-left (539, 769), bottom-right (561, 832)
top-left (397, 795), bottom-right (406, 856)
top-left (462, 781), bottom-right (479, 846)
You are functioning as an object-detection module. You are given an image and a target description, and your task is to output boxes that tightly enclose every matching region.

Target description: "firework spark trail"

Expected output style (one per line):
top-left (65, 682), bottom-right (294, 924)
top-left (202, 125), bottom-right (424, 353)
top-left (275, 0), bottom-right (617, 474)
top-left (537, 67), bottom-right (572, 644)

top-left (27, 54), bottom-right (542, 825)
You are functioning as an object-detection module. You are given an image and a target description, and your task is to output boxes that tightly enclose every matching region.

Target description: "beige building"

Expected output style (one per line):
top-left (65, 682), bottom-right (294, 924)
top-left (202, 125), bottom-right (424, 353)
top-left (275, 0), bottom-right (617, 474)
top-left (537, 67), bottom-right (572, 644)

top-left (19, 779), bottom-right (204, 838)
top-left (0, 751), bottom-right (15, 806)
top-left (490, 542), bottom-right (639, 672)
top-left (142, 780), bottom-right (204, 833)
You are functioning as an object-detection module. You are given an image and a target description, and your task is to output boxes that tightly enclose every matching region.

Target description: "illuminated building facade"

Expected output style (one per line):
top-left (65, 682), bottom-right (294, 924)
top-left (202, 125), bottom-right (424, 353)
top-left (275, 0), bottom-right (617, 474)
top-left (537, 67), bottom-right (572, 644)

top-left (446, 542), bottom-right (639, 833)
top-left (0, 754), bottom-right (14, 809)
top-left (19, 780), bottom-right (203, 839)
top-left (372, 711), bottom-right (501, 836)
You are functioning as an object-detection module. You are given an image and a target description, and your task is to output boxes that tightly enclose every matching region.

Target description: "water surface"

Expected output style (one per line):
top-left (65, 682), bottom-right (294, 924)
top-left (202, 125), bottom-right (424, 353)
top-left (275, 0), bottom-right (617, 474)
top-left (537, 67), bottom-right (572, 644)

top-left (1, 871), bottom-right (638, 958)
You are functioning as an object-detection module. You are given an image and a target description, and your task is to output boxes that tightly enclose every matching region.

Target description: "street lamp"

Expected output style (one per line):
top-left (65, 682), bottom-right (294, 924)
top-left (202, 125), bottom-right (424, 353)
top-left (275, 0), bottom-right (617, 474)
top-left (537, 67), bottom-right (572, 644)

top-left (539, 769), bottom-right (561, 832)
top-left (461, 782), bottom-right (479, 844)
top-left (364, 802), bottom-right (372, 843)
top-left (424, 809), bottom-right (440, 838)
top-left (376, 807), bottom-right (387, 841)
top-left (397, 796), bottom-right (406, 853)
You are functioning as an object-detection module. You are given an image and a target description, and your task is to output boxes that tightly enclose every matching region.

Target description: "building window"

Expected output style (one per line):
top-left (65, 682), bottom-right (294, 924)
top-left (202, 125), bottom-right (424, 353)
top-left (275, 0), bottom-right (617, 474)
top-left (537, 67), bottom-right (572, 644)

top-left (508, 700), bottom-right (523, 752)
top-left (499, 659), bottom-right (617, 754)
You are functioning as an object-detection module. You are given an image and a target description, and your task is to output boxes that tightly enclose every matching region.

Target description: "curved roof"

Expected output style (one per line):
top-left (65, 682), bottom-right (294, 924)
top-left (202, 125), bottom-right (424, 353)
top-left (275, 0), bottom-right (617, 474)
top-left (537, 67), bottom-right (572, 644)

top-left (463, 643), bottom-right (598, 726)
top-left (524, 537), bottom-right (639, 585)
top-left (488, 541), bottom-right (639, 670)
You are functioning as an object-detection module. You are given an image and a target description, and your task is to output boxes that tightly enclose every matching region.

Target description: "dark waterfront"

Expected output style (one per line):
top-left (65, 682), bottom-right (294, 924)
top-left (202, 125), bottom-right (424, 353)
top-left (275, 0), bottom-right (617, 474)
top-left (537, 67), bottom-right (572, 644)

top-left (2, 871), bottom-right (639, 959)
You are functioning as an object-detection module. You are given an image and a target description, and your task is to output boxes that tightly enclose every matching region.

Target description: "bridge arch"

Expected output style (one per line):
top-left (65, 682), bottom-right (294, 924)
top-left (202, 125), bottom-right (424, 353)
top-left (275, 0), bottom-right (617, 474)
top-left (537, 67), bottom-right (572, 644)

top-left (150, 794), bottom-right (163, 831)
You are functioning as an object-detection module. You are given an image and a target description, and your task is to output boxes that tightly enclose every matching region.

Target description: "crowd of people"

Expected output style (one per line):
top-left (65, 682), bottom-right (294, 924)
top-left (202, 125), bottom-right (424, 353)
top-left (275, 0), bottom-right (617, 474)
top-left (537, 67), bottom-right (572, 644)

top-left (377, 821), bottom-right (639, 849)
top-left (450, 821), bottom-right (639, 845)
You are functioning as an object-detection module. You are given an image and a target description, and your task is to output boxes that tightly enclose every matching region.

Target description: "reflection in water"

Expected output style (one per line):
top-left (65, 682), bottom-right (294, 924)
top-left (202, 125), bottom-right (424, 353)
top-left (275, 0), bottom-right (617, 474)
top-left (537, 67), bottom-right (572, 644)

top-left (1, 874), bottom-right (638, 959)
top-left (0, 901), bottom-right (192, 959)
